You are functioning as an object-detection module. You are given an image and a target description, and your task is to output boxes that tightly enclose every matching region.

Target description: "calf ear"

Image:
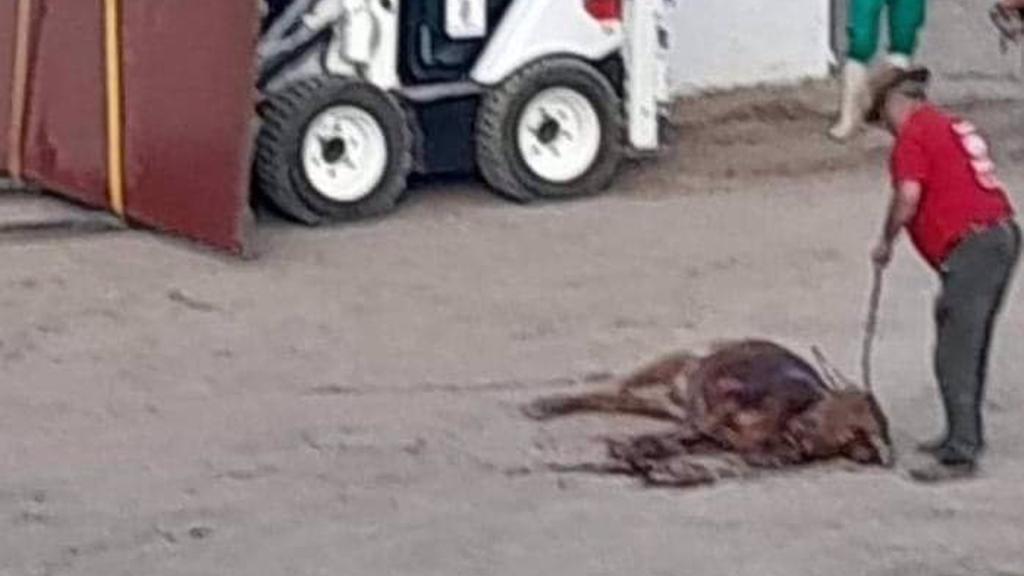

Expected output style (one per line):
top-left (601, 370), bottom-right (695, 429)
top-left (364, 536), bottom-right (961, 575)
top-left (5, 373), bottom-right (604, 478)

top-left (811, 347), bottom-right (840, 391)
top-left (833, 367), bottom-right (860, 390)
top-left (812, 347), bottom-right (862, 391)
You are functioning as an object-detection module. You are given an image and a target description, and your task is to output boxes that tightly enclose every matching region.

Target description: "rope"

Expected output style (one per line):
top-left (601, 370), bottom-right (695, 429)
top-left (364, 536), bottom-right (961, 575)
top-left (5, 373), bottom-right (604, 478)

top-left (861, 264), bottom-right (884, 393)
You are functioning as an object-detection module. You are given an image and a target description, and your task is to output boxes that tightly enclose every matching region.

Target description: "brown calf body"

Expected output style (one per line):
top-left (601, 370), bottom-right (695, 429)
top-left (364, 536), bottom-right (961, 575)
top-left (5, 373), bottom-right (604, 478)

top-left (524, 339), bottom-right (892, 487)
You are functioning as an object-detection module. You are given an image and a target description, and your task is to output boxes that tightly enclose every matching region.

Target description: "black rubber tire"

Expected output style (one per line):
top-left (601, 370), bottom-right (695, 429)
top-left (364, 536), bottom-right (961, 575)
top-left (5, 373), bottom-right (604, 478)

top-left (476, 58), bottom-right (624, 203)
top-left (254, 77), bottom-right (413, 224)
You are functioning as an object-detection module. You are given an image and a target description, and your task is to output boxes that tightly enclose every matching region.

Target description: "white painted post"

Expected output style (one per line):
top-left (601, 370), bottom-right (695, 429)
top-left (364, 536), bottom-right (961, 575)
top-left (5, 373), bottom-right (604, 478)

top-left (624, 0), bottom-right (660, 151)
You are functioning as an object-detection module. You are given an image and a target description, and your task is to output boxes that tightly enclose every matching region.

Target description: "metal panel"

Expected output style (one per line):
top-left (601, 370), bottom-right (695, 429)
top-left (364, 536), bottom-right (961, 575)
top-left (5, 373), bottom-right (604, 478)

top-left (0, 0), bottom-right (15, 171)
top-left (120, 1), bottom-right (258, 252)
top-left (20, 0), bottom-right (109, 207)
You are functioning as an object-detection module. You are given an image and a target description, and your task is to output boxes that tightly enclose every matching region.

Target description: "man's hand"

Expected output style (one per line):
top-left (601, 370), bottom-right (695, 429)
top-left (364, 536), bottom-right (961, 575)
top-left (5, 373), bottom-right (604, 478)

top-left (873, 180), bottom-right (920, 270)
top-left (872, 241), bottom-right (893, 268)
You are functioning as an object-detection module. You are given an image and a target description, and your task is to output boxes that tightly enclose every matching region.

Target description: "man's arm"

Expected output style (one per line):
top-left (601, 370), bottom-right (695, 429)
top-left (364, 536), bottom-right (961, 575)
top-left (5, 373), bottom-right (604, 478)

top-left (873, 180), bottom-right (922, 267)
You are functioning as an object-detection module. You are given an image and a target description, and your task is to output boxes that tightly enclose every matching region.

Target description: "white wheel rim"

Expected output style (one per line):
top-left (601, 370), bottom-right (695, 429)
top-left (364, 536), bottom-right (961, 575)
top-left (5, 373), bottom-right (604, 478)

top-left (517, 87), bottom-right (602, 184)
top-left (301, 105), bottom-right (389, 203)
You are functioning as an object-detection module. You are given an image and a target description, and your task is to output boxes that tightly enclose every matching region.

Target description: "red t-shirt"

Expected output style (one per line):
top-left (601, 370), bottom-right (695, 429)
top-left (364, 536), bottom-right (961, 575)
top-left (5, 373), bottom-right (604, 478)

top-left (891, 104), bottom-right (1015, 268)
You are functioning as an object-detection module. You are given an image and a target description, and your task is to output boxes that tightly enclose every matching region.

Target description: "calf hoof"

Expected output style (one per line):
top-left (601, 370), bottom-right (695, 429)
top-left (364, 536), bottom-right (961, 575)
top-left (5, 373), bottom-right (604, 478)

top-left (908, 460), bottom-right (978, 484)
top-left (642, 459), bottom-right (717, 488)
top-left (521, 397), bottom-right (570, 420)
top-left (740, 452), bottom-right (790, 469)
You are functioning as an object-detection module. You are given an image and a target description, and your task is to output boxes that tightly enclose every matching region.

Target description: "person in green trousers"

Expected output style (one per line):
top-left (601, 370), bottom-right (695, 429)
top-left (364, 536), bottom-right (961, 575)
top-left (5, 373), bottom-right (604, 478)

top-left (830, 0), bottom-right (926, 141)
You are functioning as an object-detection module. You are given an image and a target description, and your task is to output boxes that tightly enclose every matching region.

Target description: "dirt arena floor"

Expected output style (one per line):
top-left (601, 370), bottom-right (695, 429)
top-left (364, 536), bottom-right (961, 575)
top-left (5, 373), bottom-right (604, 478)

top-left (2, 77), bottom-right (1024, 575)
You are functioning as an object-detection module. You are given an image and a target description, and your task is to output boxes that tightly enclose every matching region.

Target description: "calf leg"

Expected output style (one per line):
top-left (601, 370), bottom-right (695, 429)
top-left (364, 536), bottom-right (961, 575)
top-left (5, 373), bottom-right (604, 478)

top-left (616, 351), bottom-right (697, 394)
top-left (604, 430), bottom-right (721, 488)
top-left (522, 390), bottom-right (687, 422)
top-left (605, 424), bottom-right (710, 463)
top-left (641, 457), bottom-right (719, 488)
top-left (523, 351), bottom-right (698, 422)
top-left (738, 445), bottom-right (805, 468)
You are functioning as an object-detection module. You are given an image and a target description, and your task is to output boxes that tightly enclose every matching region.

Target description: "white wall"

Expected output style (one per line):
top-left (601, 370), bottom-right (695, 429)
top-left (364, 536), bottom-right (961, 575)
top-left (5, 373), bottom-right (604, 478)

top-left (667, 0), bottom-right (835, 95)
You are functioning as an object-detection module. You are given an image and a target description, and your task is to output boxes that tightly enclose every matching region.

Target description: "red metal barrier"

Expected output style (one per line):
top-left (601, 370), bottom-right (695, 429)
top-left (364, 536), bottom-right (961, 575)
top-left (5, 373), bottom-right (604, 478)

top-left (121, 1), bottom-right (259, 252)
top-left (20, 0), bottom-right (109, 207)
top-left (0, 0), bottom-right (258, 253)
top-left (0, 0), bottom-right (18, 170)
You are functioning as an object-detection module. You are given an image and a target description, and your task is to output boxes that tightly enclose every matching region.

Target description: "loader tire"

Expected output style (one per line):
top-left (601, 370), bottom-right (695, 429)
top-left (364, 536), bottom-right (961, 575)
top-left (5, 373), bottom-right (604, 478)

top-left (476, 58), bottom-right (623, 203)
top-left (255, 77), bottom-right (412, 224)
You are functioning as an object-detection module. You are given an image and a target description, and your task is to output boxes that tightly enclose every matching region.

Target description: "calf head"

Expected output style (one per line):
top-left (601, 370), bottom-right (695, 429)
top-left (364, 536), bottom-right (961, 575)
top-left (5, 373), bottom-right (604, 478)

top-left (786, 389), bottom-right (893, 466)
top-left (788, 347), bottom-right (893, 466)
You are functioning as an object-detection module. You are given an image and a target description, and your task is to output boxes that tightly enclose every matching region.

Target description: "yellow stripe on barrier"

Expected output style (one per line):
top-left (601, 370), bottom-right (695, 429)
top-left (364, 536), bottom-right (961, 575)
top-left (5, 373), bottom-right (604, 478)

top-left (104, 0), bottom-right (125, 217)
top-left (6, 0), bottom-right (32, 181)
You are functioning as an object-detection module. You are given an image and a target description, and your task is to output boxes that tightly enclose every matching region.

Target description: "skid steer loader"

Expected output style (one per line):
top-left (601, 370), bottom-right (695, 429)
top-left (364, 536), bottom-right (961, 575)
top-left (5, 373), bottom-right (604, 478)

top-left (255, 0), bottom-right (673, 224)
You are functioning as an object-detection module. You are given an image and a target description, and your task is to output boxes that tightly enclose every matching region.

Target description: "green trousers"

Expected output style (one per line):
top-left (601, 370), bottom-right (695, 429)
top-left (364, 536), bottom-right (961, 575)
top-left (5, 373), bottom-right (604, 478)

top-left (847, 0), bottom-right (927, 63)
top-left (934, 221), bottom-right (1021, 463)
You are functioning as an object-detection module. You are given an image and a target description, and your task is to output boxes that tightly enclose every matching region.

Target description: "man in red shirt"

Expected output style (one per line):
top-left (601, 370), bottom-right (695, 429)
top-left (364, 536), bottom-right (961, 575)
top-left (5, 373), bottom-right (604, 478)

top-left (867, 68), bottom-right (1020, 482)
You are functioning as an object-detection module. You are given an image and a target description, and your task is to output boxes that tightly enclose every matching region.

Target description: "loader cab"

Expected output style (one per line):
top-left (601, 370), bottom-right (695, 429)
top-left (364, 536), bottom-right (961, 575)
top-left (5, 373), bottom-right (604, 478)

top-left (399, 0), bottom-right (514, 85)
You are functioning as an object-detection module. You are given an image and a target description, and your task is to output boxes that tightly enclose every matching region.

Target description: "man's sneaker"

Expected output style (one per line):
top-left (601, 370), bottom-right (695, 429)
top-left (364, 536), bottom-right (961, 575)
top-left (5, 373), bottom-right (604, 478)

top-left (916, 435), bottom-right (985, 457)
top-left (909, 459), bottom-right (978, 484)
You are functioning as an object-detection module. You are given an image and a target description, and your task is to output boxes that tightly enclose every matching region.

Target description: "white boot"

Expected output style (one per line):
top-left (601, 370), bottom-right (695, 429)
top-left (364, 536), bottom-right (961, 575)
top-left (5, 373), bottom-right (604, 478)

top-left (828, 60), bottom-right (870, 142)
top-left (885, 53), bottom-right (912, 70)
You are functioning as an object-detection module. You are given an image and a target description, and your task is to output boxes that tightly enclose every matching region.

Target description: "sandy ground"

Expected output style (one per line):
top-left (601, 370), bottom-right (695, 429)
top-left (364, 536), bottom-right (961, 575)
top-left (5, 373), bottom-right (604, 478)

top-left (3, 6), bottom-right (1024, 567)
top-left (1, 86), bottom-right (1023, 575)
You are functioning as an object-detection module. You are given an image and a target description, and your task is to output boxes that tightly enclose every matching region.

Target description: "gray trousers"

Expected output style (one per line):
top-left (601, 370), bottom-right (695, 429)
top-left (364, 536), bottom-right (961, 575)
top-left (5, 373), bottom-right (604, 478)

top-left (935, 220), bottom-right (1021, 462)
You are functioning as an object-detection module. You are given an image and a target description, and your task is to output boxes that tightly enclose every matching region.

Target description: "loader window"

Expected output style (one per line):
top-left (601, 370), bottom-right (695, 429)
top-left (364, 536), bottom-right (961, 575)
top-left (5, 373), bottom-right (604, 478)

top-left (399, 0), bottom-right (513, 85)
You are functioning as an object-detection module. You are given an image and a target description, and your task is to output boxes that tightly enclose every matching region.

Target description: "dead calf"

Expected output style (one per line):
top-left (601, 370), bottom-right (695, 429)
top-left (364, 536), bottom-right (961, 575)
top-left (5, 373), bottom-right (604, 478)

top-left (524, 339), bottom-right (893, 487)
